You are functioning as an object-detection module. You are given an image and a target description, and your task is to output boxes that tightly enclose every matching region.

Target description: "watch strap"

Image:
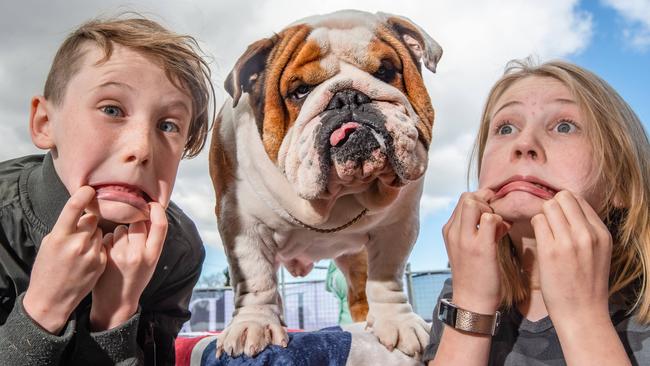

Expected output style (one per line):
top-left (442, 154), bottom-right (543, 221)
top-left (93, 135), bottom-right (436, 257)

top-left (437, 298), bottom-right (500, 336)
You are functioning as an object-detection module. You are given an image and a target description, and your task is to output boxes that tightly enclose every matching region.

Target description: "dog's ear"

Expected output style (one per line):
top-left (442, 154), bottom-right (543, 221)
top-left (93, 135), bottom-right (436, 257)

top-left (225, 37), bottom-right (277, 107)
top-left (378, 12), bottom-right (443, 73)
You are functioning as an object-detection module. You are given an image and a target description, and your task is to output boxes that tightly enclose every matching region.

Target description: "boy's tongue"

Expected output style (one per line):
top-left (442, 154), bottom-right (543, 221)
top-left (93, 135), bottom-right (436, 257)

top-left (95, 185), bottom-right (149, 212)
top-left (496, 181), bottom-right (556, 200)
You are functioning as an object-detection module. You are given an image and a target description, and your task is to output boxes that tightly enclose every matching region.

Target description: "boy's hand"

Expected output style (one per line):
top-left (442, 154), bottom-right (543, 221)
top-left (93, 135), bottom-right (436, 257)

top-left (442, 189), bottom-right (511, 314)
top-left (23, 186), bottom-right (107, 334)
top-left (89, 202), bottom-right (167, 331)
top-left (532, 191), bottom-right (612, 323)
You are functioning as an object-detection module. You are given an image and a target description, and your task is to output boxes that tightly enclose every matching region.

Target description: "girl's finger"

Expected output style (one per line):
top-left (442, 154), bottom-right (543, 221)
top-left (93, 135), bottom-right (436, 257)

top-left (541, 198), bottom-right (572, 247)
top-left (459, 198), bottom-right (493, 238)
top-left (476, 212), bottom-right (502, 244)
top-left (554, 191), bottom-right (589, 229)
top-left (531, 213), bottom-right (554, 255)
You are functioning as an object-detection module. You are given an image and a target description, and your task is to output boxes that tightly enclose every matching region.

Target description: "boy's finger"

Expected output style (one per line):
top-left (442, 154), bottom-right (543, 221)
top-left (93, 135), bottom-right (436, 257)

top-left (128, 221), bottom-right (148, 246)
top-left (144, 203), bottom-right (167, 256)
top-left (113, 225), bottom-right (129, 245)
top-left (102, 232), bottom-right (114, 249)
top-left (76, 213), bottom-right (99, 236)
top-left (54, 186), bottom-right (96, 234)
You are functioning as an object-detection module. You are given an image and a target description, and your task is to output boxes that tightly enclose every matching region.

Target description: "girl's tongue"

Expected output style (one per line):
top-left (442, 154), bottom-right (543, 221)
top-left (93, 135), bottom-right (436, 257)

top-left (495, 180), bottom-right (557, 200)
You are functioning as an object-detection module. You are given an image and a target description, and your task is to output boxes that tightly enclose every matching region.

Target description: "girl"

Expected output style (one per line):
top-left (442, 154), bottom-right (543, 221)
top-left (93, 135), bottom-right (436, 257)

top-left (424, 59), bottom-right (650, 365)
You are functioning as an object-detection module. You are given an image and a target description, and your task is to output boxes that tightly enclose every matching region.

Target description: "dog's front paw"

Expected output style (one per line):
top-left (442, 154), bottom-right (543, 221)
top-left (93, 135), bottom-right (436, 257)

top-left (367, 309), bottom-right (431, 357)
top-left (216, 314), bottom-right (288, 358)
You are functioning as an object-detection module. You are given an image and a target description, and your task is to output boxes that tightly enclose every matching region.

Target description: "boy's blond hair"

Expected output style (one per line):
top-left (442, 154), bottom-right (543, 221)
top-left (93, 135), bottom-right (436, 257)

top-left (472, 59), bottom-right (650, 321)
top-left (44, 16), bottom-right (214, 158)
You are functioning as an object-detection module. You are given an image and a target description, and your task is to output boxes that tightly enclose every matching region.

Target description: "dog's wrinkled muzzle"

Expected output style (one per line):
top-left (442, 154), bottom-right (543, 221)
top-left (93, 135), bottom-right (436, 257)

top-left (316, 89), bottom-right (400, 184)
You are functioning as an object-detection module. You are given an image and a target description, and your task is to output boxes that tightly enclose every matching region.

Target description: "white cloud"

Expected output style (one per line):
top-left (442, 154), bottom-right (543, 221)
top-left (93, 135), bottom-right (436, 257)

top-left (0, 0), bottom-right (593, 263)
top-left (603, 0), bottom-right (650, 50)
top-left (419, 194), bottom-right (454, 219)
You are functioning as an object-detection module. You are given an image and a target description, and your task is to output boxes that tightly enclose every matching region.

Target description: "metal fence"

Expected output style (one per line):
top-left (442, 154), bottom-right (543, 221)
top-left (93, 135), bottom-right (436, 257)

top-left (180, 266), bottom-right (450, 333)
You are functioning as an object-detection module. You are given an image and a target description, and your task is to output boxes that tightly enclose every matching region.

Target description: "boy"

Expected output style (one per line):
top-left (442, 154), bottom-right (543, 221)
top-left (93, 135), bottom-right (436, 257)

top-left (0, 16), bottom-right (213, 365)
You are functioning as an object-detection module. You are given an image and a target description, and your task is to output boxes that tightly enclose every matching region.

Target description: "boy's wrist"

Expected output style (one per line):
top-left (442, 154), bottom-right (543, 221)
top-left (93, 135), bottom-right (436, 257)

top-left (22, 290), bottom-right (71, 334)
top-left (89, 302), bottom-right (139, 332)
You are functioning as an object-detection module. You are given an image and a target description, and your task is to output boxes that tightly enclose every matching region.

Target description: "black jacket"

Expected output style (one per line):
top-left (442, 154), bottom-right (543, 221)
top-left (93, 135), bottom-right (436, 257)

top-left (0, 154), bottom-right (205, 365)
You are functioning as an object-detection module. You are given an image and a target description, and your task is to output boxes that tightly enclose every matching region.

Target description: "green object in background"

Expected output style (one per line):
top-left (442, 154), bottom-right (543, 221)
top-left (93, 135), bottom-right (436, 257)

top-left (325, 261), bottom-right (353, 325)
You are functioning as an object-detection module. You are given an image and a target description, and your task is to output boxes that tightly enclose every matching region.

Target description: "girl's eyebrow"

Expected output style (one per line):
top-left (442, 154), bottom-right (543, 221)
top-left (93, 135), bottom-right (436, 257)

top-left (491, 97), bottom-right (577, 118)
top-left (492, 100), bottom-right (521, 117)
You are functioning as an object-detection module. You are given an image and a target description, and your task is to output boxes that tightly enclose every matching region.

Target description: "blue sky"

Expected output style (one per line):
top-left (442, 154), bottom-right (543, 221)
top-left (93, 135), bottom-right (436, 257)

top-left (0, 1), bottom-right (647, 283)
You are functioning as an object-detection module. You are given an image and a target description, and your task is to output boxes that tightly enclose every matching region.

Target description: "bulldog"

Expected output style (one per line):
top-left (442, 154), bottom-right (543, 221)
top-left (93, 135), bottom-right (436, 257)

top-left (209, 9), bottom-right (442, 358)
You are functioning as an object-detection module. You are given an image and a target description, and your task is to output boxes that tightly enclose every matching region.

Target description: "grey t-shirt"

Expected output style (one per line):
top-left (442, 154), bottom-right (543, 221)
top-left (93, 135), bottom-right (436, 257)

top-left (423, 279), bottom-right (650, 365)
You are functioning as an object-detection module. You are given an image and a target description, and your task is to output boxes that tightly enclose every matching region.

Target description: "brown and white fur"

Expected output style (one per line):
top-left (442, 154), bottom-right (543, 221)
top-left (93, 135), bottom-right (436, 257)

top-left (209, 9), bottom-right (442, 358)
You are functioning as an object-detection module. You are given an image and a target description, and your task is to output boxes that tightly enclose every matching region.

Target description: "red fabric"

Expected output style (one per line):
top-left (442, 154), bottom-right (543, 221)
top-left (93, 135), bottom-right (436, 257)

top-left (175, 335), bottom-right (213, 366)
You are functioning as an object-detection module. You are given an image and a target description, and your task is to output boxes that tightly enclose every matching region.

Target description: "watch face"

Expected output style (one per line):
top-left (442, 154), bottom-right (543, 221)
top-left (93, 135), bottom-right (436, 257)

top-left (438, 300), bottom-right (457, 326)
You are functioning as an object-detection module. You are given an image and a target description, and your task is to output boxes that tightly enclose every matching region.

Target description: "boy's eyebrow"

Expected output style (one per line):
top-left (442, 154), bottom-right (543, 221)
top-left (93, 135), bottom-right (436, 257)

top-left (93, 82), bottom-right (191, 115)
top-left (94, 81), bottom-right (135, 91)
top-left (165, 100), bottom-right (192, 116)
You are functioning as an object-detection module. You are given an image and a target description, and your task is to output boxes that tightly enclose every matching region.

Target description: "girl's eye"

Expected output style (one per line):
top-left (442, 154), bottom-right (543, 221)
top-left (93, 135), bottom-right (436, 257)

top-left (159, 120), bottom-right (180, 133)
top-left (496, 122), bottom-right (518, 135)
top-left (101, 105), bottom-right (123, 118)
top-left (555, 120), bottom-right (577, 134)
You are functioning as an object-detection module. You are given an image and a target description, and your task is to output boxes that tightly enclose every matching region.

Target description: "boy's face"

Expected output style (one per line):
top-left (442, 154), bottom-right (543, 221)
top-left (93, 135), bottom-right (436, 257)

top-left (40, 44), bottom-right (192, 224)
top-left (478, 76), bottom-right (603, 224)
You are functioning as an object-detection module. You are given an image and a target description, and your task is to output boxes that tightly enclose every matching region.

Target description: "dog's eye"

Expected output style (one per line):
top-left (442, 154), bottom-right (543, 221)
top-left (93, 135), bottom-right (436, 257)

top-left (374, 60), bottom-right (397, 83)
top-left (290, 84), bottom-right (313, 100)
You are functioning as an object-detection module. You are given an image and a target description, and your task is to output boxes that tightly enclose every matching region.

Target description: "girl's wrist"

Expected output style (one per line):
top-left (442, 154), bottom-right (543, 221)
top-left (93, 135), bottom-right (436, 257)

top-left (551, 305), bottom-right (612, 338)
top-left (451, 293), bottom-right (500, 315)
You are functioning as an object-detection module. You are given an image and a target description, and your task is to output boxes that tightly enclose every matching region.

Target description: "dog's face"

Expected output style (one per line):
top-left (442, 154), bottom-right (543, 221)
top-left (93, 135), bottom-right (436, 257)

top-left (226, 10), bottom-right (442, 200)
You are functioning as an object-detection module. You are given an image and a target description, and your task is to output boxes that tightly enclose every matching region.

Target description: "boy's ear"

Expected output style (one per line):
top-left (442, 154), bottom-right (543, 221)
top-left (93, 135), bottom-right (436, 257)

top-left (29, 96), bottom-right (55, 149)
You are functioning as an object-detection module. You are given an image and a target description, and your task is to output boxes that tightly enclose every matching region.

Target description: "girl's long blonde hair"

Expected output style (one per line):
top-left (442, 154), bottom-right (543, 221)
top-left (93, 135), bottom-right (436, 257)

top-left (472, 59), bottom-right (650, 321)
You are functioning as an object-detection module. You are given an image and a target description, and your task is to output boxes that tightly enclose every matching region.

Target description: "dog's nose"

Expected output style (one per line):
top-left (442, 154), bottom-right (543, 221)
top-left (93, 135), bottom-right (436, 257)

top-left (326, 89), bottom-right (371, 110)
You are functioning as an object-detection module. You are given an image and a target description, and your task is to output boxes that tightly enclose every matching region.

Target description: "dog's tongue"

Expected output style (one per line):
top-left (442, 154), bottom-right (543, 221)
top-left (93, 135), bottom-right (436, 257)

top-left (330, 122), bottom-right (360, 146)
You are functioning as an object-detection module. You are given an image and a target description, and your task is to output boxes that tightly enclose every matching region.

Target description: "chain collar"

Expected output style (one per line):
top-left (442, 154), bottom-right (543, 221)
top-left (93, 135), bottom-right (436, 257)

top-left (287, 208), bottom-right (368, 233)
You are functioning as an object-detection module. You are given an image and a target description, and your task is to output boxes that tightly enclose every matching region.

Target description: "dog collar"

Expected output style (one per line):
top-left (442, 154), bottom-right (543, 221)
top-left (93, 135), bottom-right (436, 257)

top-left (288, 208), bottom-right (368, 233)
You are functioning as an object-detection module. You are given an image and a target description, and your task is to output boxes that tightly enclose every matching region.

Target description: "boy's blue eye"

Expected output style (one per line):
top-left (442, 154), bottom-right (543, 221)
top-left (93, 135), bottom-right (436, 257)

top-left (159, 120), bottom-right (180, 133)
top-left (555, 121), bottom-right (577, 134)
top-left (101, 105), bottom-right (123, 118)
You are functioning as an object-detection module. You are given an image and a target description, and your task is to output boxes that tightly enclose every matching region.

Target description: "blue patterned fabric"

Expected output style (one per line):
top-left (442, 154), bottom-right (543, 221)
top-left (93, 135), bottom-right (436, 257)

top-left (201, 327), bottom-right (351, 365)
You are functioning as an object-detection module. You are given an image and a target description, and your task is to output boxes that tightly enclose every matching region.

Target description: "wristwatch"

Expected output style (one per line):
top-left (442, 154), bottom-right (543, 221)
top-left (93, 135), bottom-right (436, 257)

top-left (437, 298), bottom-right (501, 336)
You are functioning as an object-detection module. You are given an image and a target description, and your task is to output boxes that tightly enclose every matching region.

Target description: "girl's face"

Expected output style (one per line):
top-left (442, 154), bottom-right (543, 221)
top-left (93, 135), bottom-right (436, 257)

top-left (479, 76), bottom-right (604, 224)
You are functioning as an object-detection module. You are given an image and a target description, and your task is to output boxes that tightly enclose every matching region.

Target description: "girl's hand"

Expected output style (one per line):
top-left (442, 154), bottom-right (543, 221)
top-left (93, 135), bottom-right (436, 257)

top-left (443, 188), bottom-right (511, 314)
top-left (89, 202), bottom-right (167, 331)
top-left (532, 190), bottom-right (612, 326)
